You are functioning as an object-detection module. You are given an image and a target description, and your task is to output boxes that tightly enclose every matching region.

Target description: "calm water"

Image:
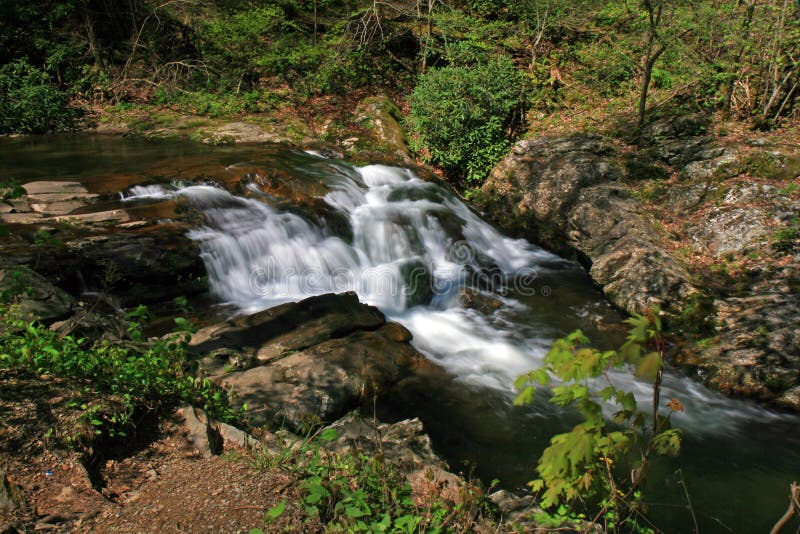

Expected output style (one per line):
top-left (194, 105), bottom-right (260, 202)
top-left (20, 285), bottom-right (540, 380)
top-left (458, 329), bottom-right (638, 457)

top-left (2, 134), bottom-right (798, 533)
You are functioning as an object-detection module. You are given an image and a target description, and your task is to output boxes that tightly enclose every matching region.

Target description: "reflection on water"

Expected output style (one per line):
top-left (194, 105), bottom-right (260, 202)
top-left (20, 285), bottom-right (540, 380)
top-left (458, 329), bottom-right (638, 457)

top-left (4, 135), bottom-right (798, 533)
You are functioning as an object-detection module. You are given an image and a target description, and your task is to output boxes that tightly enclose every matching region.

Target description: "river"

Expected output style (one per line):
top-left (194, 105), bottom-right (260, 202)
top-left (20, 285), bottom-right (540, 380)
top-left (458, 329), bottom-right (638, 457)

top-left (2, 134), bottom-right (798, 532)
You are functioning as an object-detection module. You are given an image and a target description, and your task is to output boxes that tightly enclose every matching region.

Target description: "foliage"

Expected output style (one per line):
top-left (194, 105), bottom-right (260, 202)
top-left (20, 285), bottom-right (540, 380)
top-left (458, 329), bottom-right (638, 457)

top-left (0, 302), bottom-right (243, 440)
top-left (0, 60), bottom-right (76, 134)
top-left (408, 56), bottom-right (525, 185)
top-left (515, 307), bottom-right (683, 532)
top-left (251, 426), bottom-right (487, 533)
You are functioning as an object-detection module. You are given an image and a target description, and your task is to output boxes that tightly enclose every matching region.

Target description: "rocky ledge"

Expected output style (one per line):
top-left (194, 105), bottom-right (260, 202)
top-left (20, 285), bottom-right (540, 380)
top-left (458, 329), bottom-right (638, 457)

top-left (474, 119), bottom-right (799, 410)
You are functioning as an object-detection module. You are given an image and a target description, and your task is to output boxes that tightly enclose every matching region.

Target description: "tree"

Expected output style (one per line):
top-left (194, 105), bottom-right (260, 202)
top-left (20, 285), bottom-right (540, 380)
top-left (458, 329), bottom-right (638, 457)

top-left (637, 0), bottom-right (668, 129)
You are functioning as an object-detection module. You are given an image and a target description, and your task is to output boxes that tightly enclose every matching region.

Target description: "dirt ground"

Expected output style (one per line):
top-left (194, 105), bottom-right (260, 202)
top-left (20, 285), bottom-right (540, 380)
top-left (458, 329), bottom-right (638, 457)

top-left (0, 371), bottom-right (315, 533)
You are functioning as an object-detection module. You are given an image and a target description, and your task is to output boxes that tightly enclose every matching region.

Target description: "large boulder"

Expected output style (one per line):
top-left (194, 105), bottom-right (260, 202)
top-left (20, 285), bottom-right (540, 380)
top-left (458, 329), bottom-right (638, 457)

top-left (476, 134), bottom-right (696, 314)
top-left (192, 293), bottom-right (426, 430)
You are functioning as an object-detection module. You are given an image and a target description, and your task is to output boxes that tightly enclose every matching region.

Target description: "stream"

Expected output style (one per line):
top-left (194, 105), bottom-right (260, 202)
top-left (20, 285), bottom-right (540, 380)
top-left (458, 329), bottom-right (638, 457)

top-left (2, 134), bottom-right (799, 532)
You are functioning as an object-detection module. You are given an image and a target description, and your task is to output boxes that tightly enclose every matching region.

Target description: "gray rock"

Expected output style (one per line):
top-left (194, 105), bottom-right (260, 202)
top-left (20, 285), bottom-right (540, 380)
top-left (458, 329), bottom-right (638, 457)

top-left (476, 134), bottom-right (695, 314)
top-left (0, 266), bottom-right (75, 321)
top-left (177, 404), bottom-right (223, 458)
top-left (218, 322), bottom-right (420, 430)
top-left (321, 413), bottom-right (463, 500)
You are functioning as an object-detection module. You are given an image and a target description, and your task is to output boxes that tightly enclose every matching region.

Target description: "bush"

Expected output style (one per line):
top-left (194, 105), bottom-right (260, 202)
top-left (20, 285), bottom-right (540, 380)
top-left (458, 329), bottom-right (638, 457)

top-left (0, 59), bottom-right (75, 134)
top-left (408, 56), bottom-right (525, 186)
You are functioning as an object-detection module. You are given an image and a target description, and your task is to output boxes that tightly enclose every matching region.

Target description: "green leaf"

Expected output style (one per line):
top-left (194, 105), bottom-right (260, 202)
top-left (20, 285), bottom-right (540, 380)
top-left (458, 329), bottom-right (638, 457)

top-left (318, 428), bottom-right (337, 442)
top-left (634, 351), bottom-right (662, 381)
top-left (264, 499), bottom-right (286, 522)
top-left (514, 386), bottom-right (536, 406)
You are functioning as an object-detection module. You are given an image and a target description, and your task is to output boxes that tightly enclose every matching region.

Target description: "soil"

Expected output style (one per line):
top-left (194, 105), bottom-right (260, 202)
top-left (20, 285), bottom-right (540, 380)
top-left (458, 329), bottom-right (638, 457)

top-left (0, 371), bottom-right (315, 534)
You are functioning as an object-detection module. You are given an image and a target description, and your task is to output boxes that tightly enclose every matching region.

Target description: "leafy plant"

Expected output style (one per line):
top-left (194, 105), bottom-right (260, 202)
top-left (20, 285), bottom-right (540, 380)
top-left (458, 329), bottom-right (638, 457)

top-left (408, 56), bottom-right (525, 186)
top-left (515, 307), bottom-right (683, 532)
top-left (0, 59), bottom-right (75, 134)
top-left (0, 303), bottom-right (243, 441)
top-left (773, 219), bottom-right (799, 254)
top-left (252, 425), bottom-right (487, 532)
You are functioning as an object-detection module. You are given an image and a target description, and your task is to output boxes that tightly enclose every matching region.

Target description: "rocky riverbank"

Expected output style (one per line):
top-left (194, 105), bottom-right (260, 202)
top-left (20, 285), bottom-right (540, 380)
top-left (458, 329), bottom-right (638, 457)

top-left (474, 116), bottom-right (800, 410)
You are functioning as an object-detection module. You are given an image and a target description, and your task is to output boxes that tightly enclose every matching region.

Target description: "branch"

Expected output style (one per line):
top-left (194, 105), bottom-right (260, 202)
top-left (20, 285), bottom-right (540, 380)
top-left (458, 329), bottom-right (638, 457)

top-left (770, 482), bottom-right (800, 534)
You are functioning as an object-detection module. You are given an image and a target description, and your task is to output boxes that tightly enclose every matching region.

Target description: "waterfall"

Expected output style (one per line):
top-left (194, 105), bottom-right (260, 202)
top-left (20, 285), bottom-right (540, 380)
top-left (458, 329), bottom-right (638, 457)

top-left (122, 157), bottom-right (793, 432)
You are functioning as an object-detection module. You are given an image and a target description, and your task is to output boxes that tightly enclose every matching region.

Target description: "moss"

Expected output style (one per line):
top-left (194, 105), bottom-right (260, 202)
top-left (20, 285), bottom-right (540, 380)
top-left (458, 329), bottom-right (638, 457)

top-left (672, 292), bottom-right (715, 336)
top-left (745, 152), bottom-right (800, 181)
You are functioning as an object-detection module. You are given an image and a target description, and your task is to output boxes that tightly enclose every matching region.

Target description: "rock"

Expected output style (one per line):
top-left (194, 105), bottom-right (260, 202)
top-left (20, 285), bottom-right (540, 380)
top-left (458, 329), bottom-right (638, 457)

top-left (20, 181), bottom-right (99, 216)
top-left (216, 421), bottom-right (260, 450)
top-left (678, 271), bottom-right (800, 409)
top-left (219, 323), bottom-right (420, 429)
top-left (63, 230), bottom-right (207, 306)
top-left (477, 134), bottom-right (695, 314)
top-left (639, 113), bottom-right (712, 164)
top-left (190, 292), bottom-right (386, 367)
top-left (489, 489), bottom-right (536, 518)
top-left (354, 95), bottom-right (412, 163)
top-left (177, 405), bottom-right (223, 458)
top-left (194, 292), bottom-right (423, 430)
top-left (53, 209), bottom-right (129, 224)
top-left (203, 120), bottom-right (313, 146)
top-left (0, 266), bottom-right (74, 321)
top-left (49, 302), bottom-right (130, 341)
top-left (321, 413), bottom-right (464, 503)
top-left (687, 207), bottom-right (772, 257)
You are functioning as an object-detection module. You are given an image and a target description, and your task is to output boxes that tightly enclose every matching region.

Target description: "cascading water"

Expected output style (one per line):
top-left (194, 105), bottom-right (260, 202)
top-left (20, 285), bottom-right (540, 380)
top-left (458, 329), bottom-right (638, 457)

top-left (124, 157), bottom-right (787, 425)
top-left (120, 149), bottom-right (800, 532)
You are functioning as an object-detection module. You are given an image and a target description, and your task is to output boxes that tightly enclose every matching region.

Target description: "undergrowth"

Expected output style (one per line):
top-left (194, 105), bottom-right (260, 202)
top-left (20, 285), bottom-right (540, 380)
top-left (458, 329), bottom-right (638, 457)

top-left (250, 426), bottom-right (489, 533)
top-left (0, 302), bottom-right (243, 441)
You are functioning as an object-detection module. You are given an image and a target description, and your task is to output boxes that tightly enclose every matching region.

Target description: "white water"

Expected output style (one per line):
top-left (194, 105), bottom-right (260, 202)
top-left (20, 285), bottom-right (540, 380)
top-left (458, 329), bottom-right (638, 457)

top-left (122, 159), bottom-right (792, 433)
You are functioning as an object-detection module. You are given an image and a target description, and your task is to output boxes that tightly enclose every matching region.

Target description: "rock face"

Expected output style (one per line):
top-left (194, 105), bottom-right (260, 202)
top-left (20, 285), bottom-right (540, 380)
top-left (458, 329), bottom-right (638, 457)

top-left (476, 125), bottom-right (800, 410)
top-left (476, 134), bottom-right (696, 314)
top-left (191, 292), bottom-right (426, 430)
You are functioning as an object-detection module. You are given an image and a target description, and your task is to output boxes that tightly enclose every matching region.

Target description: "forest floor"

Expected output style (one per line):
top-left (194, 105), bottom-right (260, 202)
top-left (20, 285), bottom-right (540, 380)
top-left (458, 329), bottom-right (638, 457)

top-left (0, 370), bottom-right (314, 533)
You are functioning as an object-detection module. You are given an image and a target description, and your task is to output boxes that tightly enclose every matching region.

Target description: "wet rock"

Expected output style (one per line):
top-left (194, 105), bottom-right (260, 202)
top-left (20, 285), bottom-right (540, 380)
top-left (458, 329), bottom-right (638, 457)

top-left (0, 266), bottom-right (74, 321)
top-left (458, 288), bottom-right (503, 314)
top-left (678, 270), bottom-right (800, 409)
top-left (64, 230), bottom-right (207, 306)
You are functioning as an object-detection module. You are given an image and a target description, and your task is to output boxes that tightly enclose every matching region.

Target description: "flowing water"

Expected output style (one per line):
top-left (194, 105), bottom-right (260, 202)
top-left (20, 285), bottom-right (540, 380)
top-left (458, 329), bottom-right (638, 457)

top-left (3, 135), bottom-right (799, 532)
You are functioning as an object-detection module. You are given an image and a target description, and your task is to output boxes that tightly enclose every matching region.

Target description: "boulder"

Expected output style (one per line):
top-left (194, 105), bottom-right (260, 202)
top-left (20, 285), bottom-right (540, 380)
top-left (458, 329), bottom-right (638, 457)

top-left (193, 292), bottom-right (424, 430)
top-left (354, 95), bottom-right (413, 163)
top-left (476, 134), bottom-right (695, 314)
top-left (0, 266), bottom-right (74, 321)
top-left (321, 413), bottom-right (464, 504)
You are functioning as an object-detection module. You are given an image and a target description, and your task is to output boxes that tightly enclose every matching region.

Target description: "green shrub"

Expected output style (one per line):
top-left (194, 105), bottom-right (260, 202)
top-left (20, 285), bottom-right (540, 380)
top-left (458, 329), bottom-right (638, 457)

top-left (0, 59), bottom-right (75, 134)
top-left (408, 56), bottom-right (525, 186)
